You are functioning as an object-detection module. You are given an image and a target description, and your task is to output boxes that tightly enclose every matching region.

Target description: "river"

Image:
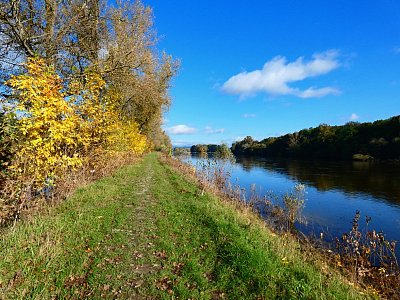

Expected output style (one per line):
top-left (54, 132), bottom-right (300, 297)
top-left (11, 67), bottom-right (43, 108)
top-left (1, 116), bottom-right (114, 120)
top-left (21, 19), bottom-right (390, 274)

top-left (181, 154), bottom-right (400, 255)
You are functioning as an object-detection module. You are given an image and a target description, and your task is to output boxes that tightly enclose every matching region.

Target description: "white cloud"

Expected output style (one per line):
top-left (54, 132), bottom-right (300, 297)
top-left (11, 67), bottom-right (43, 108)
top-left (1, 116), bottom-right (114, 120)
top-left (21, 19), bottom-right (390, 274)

top-left (205, 126), bottom-right (225, 134)
top-left (296, 87), bottom-right (340, 98)
top-left (222, 50), bottom-right (341, 98)
top-left (242, 113), bottom-right (256, 118)
top-left (349, 113), bottom-right (360, 121)
top-left (167, 125), bottom-right (197, 135)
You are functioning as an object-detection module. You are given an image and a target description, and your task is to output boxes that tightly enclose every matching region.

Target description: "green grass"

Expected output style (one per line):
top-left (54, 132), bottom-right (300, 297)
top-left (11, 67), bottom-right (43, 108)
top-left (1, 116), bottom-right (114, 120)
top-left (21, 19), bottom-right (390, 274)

top-left (0, 153), bottom-right (372, 299)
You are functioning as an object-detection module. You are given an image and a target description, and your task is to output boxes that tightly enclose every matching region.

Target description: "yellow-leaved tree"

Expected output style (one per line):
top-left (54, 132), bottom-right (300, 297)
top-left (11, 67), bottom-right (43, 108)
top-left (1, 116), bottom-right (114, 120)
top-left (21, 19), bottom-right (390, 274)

top-left (6, 58), bottom-right (83, 188)
top-left (69, 69), bottom-right (149, 155)
top-left (68, 69), bottom-right (109, 151)
top-left (6, 58), bottom-right (149, 191)
top-left (107, 120), bottom-right (148, 154)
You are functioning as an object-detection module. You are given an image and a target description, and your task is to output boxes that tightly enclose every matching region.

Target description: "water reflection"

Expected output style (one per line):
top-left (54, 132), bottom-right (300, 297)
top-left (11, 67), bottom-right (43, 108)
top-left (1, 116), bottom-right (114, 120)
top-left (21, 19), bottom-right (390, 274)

top-left (184, 154), bottom-right (400, 256)
top-left (235, 156), bottom-right (400, 206)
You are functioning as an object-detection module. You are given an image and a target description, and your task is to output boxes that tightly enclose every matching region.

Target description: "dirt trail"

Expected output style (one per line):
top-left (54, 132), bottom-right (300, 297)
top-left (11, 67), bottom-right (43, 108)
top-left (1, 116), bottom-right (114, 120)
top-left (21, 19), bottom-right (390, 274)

top-left (95, 157), bottom-right (162, 299)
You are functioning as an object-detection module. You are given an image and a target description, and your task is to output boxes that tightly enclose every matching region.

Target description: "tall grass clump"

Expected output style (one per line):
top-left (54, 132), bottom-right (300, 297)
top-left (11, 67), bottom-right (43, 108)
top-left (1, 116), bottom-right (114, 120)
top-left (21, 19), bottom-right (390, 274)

top-left (283, 183), bottom-right (306, 231)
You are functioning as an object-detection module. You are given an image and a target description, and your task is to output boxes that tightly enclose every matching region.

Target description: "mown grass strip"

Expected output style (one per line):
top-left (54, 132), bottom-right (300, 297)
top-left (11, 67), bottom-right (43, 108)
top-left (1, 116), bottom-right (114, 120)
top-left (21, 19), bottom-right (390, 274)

top-left (0, 153), bottom-right (373, 299)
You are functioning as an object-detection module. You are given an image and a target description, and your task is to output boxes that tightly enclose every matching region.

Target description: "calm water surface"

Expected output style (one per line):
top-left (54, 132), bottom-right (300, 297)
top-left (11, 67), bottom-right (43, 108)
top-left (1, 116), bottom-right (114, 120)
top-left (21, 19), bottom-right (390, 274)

top-left (183, 154), bottom-right (400, 252)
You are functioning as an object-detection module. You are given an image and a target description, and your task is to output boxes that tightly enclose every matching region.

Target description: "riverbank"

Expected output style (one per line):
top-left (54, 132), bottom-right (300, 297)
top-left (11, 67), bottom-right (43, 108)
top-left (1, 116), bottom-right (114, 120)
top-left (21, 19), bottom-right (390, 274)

top-left (0, 153), bottom-right (372, 299)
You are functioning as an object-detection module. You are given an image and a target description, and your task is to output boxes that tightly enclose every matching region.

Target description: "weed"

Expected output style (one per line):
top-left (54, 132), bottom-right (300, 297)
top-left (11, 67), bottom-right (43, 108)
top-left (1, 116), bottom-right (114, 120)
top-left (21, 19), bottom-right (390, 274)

top-left (333, 211), bottom-right (399, 297)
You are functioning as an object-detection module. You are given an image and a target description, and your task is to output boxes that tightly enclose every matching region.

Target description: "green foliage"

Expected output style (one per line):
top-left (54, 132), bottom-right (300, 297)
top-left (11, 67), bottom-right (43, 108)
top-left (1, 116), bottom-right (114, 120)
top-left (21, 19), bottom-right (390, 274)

top-left (214, 143), bottom-right (235, 161)
top-left (173, 147), bottom-right (190, 156)
top-left (190, 144), bottom-right (235, 160)
top-left (232, 116), bottom-right (400, 160)
top-left (190, 144), bottom-right (208, 153)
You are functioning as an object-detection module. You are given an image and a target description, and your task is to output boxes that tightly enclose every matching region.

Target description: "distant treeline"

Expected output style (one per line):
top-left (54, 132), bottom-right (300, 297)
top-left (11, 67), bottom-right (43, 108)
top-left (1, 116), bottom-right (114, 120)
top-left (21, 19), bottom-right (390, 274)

top-left (231, 116), bottom-right (400, 160)
top-left (190, 144), bottom-right (223, 153)
top-left (173, 147), bottom-right (190, 155)
top-left (190, 144), bottom-right (234, 159)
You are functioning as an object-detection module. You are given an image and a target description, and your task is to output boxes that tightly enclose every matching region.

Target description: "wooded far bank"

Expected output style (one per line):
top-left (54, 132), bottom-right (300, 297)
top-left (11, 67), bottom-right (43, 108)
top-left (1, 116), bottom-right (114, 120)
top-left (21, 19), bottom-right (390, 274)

top-left (231, 115), bottom-right (400, 160)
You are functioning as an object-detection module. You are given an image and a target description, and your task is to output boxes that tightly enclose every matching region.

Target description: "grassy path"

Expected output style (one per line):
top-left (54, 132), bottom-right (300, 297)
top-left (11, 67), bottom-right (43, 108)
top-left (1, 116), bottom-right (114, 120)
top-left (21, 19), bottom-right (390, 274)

top-left (0, 154), bottom-right (370, 299)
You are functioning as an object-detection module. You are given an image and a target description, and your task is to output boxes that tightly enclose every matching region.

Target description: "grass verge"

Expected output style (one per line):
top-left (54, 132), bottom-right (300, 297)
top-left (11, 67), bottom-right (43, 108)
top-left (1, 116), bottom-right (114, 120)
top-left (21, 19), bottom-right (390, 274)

top-left (0, 153), bottom-right (373, 299)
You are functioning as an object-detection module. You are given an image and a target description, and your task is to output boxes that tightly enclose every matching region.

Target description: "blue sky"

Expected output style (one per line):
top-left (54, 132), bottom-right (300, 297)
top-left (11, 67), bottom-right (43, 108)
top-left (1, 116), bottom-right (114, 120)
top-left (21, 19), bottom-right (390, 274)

top-left (146, 0), bottom-right (400, 147)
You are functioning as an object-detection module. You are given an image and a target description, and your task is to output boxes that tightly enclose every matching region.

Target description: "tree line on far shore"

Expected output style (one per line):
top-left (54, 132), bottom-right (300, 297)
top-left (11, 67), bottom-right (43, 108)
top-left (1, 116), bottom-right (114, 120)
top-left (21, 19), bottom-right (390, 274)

top-left (189, 144), bottom-right (233, 159)
top-left (231, 116), bottom-right (400, 160)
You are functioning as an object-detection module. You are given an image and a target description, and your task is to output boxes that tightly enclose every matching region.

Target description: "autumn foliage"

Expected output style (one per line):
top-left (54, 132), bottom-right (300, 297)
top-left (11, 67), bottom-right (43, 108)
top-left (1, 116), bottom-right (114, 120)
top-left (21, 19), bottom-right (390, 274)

top-left (6, 58), bottom-right (83, 186)
top-left (4, 57), bottom-right (148, 190)
top-left (3, 57), bottom-right (148, 193)
top-left (0, 0), bottom-right (176, 223)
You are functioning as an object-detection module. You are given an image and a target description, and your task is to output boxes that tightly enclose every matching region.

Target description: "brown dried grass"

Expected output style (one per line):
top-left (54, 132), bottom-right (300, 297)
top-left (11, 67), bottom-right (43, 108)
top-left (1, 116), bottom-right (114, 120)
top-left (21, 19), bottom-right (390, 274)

top-left (0, 150), bottom-right (140, 228)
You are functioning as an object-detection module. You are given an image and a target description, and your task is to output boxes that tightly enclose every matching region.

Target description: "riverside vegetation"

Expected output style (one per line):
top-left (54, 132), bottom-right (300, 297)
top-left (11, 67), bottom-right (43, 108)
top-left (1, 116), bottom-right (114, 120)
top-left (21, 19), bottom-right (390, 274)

top-left (0, 154), bottom-right (374, 299)
top-left (178, 153), bottom-right (400, 299)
